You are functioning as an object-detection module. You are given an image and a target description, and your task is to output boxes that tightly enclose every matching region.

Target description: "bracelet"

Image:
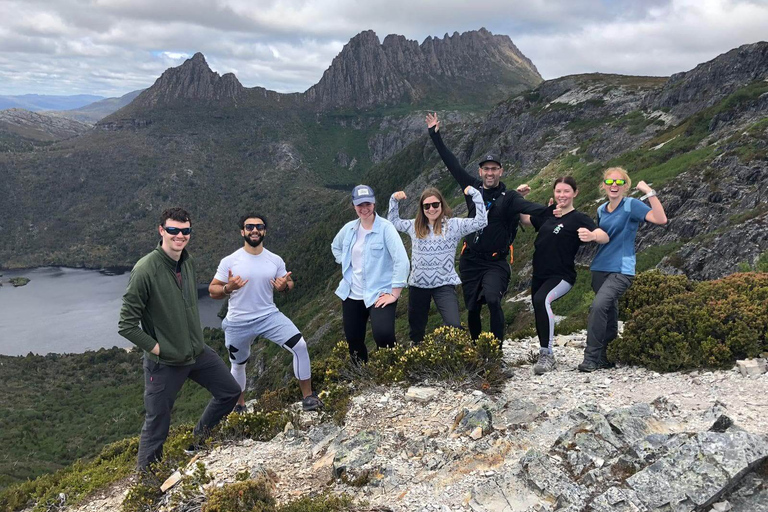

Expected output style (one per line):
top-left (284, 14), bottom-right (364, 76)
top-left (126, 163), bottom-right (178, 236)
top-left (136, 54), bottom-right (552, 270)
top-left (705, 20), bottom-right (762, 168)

top-left (222, 284), bottom-right (231, 296)
top-left (640, 190), bottom-right (657, 201)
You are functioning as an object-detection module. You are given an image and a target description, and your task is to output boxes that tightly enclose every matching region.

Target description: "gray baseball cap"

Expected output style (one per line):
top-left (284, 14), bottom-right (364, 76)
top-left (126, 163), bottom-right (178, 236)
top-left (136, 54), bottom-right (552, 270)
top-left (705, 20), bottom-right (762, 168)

top-left (352, 184), bottom-right (376, 205)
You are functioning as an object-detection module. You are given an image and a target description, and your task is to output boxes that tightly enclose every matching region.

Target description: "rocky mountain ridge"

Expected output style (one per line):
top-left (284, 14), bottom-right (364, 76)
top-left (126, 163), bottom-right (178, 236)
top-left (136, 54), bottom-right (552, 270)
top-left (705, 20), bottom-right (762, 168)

top-left (110, 28), bottom-right (540, 120)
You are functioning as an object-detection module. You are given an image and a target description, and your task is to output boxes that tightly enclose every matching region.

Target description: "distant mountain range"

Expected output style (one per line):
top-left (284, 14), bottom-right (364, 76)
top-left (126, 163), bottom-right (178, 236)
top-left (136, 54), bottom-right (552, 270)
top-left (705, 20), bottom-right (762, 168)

top-left (0, 94), bottom-right (104, 112)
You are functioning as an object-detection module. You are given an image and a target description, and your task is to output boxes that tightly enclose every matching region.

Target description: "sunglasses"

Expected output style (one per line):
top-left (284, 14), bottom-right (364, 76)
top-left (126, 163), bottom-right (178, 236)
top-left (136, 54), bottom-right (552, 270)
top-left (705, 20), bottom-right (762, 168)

top-left (244, 223), bottom-right (266, 232)
top-left (163, 226), bottom-right (191, 236)
top-left (604, 179), bottom-right (626, 186)
top-left (423, 201), bottom-right (441, 211)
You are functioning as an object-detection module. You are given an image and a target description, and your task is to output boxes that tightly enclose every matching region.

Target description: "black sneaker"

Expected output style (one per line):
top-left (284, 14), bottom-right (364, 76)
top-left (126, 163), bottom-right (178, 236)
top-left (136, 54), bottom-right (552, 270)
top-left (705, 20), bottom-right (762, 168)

top-left (233, 404), bottom-right (247, 414)
top-left (577, 360), bottom-right (600, 373)
top-left (598, 359), bottom-right (616, 369)
top-left (302, 393), bottom-right (324, 411)
top-left (183, 443), bottom-right (202, 456)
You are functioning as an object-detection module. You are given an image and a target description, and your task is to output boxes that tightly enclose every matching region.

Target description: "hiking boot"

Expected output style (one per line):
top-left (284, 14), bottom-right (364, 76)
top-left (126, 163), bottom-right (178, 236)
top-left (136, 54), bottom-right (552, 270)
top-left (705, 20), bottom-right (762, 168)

top-left (233, 403), bottom-right (247, 414)
top-left (302, 393), bottom-right (324, 412)
top-left (598, 359), bottom-right (616, 369)
top-left (533, 351), bottom-right (556, 375)
top-left (577, 360), bottom-right (600, 373)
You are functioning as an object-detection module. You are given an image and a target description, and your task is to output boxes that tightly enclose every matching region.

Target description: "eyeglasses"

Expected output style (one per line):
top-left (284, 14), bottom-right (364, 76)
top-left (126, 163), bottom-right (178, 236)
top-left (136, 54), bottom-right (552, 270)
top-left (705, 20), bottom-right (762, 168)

top-left (604, 179), bottom-right (626, 186)
top-left (244, 223), bottom-right (266, 232)
top-left (422, 201), bottom-right (441, 211)
top-left (481, 166), bottom-right (501, 172)
top-left (163, 226), bottom-right (191, 236)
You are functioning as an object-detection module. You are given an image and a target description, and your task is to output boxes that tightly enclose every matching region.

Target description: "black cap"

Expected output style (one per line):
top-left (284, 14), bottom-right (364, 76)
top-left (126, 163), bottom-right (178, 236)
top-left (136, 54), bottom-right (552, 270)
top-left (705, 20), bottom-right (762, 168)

top-left (478, 153), bottom-right (501, 167)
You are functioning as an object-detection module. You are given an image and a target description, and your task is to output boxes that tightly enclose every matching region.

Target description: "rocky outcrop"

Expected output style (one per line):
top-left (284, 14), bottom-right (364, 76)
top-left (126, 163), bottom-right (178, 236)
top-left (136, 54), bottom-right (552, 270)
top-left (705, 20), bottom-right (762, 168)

top-left (645, 42), bottom-right (768, 119)
top-left (304, 28), bottom-right (542, 110)
top-left (127, 53), bottom-right (244, 108)
top-left (68, 333), bottom-right (768, 512)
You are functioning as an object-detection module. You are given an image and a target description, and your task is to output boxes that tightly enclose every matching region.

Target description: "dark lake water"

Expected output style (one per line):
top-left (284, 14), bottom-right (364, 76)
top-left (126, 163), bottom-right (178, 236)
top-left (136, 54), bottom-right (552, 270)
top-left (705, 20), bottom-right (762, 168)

top-left (0, 267), bottom-right (223, 356)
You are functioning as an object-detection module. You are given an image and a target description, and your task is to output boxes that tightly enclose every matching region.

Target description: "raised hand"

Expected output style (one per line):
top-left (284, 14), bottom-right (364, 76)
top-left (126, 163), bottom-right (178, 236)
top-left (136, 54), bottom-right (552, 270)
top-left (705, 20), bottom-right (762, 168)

top-left (548, 197), bottom-right (554, 206)
top-left (271, 271), bottom-right (292, 292)
top-left (227, 269), bottom-right (248, 292)
top-left (516, 183), bottom-right (531, 197)
top-left (426, 112), bottom-right (439, 131)
top-left (577, 227), bottom-right (596, 242)
top-left (393, 191), bottom-right (407, 201)
top-left (636, 180), bottom-right (652, 195)
top-left (463, 186), bottom-right (475, 195)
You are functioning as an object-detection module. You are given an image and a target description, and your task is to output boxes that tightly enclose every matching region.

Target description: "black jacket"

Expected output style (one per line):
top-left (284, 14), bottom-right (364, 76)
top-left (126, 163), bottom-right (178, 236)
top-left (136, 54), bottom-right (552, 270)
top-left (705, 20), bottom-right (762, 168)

top-left (428, 127), bottom-right (549, 256)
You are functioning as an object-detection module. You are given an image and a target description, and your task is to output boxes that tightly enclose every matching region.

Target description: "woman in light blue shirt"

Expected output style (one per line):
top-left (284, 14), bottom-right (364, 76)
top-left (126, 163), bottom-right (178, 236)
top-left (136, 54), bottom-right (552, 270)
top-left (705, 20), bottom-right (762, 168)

top-left (331, 184), bottom-right (409, 362)
top-left (579, 167), bottom-right (667, 372)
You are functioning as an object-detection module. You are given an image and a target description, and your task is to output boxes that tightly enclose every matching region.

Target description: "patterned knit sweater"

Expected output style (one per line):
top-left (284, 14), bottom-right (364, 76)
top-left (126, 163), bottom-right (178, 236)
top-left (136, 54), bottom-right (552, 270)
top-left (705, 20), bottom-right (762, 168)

top-left (388, 187), bottom-right (487, 288)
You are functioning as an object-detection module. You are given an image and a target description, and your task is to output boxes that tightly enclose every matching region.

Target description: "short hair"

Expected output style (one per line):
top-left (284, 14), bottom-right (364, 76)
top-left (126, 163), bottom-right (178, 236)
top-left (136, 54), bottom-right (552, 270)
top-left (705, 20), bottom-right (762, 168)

top-left (238, 213), bottom-right (267, 229)
top-left (160, 207), bottom-right (191, 226)
top-left (553, 176), bottom-right (578, 192)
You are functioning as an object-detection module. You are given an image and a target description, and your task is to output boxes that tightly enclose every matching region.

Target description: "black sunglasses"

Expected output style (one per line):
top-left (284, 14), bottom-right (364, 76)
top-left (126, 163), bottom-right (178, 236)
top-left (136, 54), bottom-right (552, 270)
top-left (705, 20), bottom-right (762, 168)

top-left (163, 226), bottom-right (191, 236)
top-left (244, 223), bottom-right (266, 232)
top-left (422, 201), bottom-right (441, 211)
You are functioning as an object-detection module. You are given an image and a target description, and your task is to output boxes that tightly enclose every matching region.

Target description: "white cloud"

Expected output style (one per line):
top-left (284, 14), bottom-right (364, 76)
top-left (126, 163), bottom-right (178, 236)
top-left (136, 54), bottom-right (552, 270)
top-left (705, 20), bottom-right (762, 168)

top-left (0, 0), bottom-right (765, 96)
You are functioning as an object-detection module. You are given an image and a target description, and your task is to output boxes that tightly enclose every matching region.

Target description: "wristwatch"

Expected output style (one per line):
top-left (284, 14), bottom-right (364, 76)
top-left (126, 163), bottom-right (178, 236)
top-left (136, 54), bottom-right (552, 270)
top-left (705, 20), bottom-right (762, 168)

top-left (640, 190), bottom-right (657, 200)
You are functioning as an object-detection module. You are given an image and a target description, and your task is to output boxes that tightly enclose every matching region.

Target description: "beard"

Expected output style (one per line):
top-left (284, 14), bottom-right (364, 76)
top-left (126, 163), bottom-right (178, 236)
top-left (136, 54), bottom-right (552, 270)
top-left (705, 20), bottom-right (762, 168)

top-left (243, 233), bottom-right (264, 247)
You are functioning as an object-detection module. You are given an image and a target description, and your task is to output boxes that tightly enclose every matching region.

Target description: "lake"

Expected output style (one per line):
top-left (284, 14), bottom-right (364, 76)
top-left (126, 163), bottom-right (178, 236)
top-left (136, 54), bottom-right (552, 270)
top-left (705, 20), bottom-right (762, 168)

top-left (0, 267), bottom-right (223, 356)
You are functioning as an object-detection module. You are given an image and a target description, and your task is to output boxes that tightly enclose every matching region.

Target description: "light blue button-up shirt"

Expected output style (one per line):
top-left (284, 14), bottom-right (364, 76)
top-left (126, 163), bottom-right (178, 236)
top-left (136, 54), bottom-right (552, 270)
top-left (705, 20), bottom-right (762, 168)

top-left (331, 214), bottom-right (409, 308)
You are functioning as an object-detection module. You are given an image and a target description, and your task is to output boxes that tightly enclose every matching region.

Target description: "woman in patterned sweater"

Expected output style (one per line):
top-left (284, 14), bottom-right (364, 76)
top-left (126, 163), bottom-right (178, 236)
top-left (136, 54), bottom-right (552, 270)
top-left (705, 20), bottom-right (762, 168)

top-left (389, 186), bottom-right (487, 344)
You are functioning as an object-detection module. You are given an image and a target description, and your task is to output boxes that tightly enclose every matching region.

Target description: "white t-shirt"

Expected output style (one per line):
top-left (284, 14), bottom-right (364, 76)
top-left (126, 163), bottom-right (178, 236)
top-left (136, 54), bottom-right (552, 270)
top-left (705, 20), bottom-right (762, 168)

top-left (214, 248), bottom-right (287, 322)
top-left (349, 224), bottom-right (371, 300)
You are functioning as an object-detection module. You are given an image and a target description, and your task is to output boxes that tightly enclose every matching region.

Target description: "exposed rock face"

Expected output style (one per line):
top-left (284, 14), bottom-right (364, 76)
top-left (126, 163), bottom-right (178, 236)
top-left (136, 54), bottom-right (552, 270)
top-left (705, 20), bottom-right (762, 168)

top-left (304, 28), bottom-right (542, 110)
top-left (68, 333), bottom-right (768, 512)
top-left (645, 42), bottom-right (768, 119)
top-left (0, 108), bottom-right (91, 140)
top-left (129, 53), bottom-right (245, 108)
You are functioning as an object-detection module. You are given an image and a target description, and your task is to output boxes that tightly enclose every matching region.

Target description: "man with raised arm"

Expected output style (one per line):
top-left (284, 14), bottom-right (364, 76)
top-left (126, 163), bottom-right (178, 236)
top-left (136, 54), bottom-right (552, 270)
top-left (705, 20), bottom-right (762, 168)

top-left (209, 213), bottom-right (322, 412)
top-left (426, 113), bottom-right (552, 341)
top-left (118, 208), bottom-right (241, 472)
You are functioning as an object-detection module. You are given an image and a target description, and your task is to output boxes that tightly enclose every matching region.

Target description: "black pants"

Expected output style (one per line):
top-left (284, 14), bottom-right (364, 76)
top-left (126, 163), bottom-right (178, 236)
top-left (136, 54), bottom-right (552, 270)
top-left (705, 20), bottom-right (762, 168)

top-left (531, 277), bottom-right (573, 351)
top-left (408, 285), bottom-right (462, 344)
top-left (459, 255), bottom-right (510, 341)
top-left (342, 298), bottom-right (397, 362)
top-left (137, 345), bottom-right (241, 470)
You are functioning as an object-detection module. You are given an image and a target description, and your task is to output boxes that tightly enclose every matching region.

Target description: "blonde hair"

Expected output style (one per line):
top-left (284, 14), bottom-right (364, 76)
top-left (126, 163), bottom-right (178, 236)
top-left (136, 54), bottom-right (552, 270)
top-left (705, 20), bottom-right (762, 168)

top-left (415, 188), bottom-right (452, 239)
top-left (600, 167), bottom-right (632, 196)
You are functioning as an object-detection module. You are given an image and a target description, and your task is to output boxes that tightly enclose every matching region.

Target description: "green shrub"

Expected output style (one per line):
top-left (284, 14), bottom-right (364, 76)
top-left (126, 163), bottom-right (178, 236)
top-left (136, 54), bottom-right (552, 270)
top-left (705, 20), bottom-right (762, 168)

top-left (203, 479), bottom-right (275, 512)
top-left (610, 273), bottom-right (768, 372)
top-left (619, 270), bottom-right (697, 321)
top-left (216, 410), bottom-right (293, 442)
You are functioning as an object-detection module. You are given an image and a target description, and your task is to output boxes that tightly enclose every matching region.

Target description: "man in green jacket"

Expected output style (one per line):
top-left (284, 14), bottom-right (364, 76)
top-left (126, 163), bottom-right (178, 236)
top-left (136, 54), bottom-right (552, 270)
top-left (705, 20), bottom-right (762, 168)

top-left (119, 207), bottom-right (240, 471)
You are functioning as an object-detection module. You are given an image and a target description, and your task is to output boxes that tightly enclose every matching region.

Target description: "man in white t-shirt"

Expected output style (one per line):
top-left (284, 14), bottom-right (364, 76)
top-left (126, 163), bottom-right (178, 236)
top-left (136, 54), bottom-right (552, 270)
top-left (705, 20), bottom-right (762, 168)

top-left (209, 214), bottom-right (322, 412)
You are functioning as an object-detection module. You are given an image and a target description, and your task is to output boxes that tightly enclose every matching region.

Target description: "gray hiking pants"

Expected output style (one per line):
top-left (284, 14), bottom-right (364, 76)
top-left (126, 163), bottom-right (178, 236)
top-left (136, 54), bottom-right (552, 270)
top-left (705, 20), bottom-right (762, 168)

top-left (137, 345), bottom-right (240, 470)
top-left (584, 271), bottom-right (634, 364)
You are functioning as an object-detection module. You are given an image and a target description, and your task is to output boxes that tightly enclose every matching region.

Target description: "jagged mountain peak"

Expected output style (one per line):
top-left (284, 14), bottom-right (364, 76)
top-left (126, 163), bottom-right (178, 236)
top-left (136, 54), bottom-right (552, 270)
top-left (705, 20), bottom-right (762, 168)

top-left (305, 28), bottom-right (543, 109)
top-left (124, 52), bottom-right (244, 110)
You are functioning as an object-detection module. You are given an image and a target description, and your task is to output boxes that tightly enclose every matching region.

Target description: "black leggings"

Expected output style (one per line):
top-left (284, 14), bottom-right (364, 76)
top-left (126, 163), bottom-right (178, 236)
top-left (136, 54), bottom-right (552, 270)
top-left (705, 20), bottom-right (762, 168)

top-left (531, 277), bottom-right (573, 352)
top-left (342, 298), bottom-right (397, 362)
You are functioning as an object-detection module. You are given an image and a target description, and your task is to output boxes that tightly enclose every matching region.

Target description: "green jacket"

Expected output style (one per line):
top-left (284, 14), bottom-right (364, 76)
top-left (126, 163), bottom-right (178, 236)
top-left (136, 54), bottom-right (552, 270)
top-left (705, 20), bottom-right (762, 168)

top-left (118, 244), bottom-right (205, 366)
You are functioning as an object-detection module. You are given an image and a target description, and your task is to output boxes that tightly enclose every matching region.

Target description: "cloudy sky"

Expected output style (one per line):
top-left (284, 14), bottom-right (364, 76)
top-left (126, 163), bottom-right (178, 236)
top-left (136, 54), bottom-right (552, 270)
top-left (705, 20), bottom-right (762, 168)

top-left (0, 0), bottom-right (766, 98)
